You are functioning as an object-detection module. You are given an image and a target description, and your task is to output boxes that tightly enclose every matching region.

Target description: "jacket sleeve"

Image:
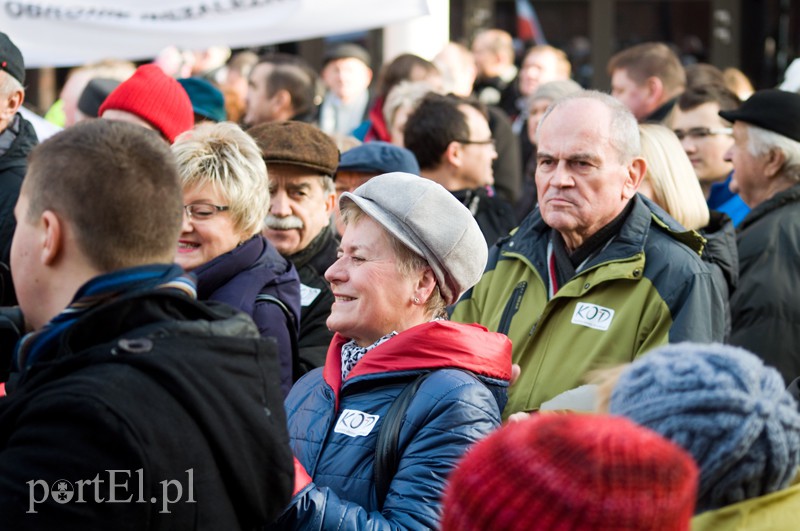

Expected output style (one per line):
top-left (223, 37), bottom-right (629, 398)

top-left (253, 301), bottom-right (297, 395)
top-left (666, 269), bottom-right (725, 343)
top-left (269, 372), bottom-right (502, 531)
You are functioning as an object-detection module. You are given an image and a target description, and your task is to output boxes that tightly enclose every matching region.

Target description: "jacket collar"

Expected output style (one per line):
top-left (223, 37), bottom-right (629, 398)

top-left (321, 321), bottom-right (512, 410)
top-left (287, 224), bottom-right (338, 272)
top-left (510, 195), bottom-right (703, 264)
top-left (738, 182), bottom-right (800, 231)
top-left (0, 113), bottom-right (37, 169)
top-left (194, 235), bottom-right (263, 298)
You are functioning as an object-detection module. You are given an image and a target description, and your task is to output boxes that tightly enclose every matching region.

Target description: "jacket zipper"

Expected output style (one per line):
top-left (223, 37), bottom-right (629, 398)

top-left (497, 281), bottom-right (527, 335)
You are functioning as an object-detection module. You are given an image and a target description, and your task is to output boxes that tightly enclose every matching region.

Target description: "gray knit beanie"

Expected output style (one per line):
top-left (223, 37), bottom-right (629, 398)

top-left (609, 343), bottom-right (800, 513)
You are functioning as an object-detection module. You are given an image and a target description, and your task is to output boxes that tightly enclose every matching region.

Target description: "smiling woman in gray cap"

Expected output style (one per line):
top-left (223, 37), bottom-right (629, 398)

top-left (269, 172), bottom-right (512, 530)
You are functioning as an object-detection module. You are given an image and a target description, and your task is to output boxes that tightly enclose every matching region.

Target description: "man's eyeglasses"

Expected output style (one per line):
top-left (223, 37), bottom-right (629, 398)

top-left (673, 127), bottom-right (733, 141)
top-left (455, 138), bottom-right (496, 147)
top-left (183, 203), bottom-right (230, 221)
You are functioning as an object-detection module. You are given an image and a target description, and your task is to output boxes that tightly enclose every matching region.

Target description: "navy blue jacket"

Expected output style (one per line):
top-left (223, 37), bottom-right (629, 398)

top-left (194, 236), bottom-right (301, 395)
top-left (270, 321), bottom-right (512, 530)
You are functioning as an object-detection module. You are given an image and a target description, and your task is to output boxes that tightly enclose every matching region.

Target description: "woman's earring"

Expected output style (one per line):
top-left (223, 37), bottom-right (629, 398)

top-left (413, 297), bottom-right (420, 304)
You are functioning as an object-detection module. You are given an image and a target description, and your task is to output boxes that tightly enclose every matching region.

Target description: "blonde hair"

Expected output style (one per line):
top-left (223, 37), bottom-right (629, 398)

top-left (638, 124), bottom-right (710, 230)
top-left (172, 122), bottom-right (269, 237)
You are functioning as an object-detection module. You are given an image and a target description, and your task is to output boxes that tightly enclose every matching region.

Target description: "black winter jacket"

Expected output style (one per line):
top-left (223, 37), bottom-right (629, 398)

top-left (452, 187), bottom-right (516, 248)
top-left (287, 225), bottom-right (338, 374)
top-left (730, 183), bottom-right (800, 384)
top-left (0, 114), bottom-right (37, 305)
top-left (700, 210), bottom-right (739, 342)
top-left (0, 290), bottom-right (294, 529)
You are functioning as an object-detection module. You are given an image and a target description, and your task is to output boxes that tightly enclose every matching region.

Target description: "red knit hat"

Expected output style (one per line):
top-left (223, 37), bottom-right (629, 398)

top-left (442, 414), bottom-right (698, 531)
top-left (99, 64), bottom-right (194, 143)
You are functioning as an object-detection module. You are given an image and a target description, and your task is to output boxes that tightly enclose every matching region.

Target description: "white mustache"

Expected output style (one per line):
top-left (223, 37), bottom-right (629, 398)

top-left (265, 214), bottom-right (304, 230)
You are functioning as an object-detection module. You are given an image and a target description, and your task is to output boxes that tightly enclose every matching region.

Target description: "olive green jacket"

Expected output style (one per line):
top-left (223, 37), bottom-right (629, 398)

top-left (692, 477), bottom-right (800, 531)
top-left (452, 195), bottom-right (724, 416)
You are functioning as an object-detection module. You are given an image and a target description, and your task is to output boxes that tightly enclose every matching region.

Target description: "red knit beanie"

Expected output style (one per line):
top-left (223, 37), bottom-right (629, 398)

top-left (441, 414), bottom-right (699, 531)
top-left (99, 64), bottom-right (194, 143)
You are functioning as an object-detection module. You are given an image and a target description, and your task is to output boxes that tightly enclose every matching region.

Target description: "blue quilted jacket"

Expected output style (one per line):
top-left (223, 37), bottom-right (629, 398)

top-left (269, 320), bottom-right (512, 530)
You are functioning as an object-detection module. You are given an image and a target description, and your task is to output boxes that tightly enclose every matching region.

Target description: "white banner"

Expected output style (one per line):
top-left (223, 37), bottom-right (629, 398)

top-left (1, 0), bottom-right (430, 67)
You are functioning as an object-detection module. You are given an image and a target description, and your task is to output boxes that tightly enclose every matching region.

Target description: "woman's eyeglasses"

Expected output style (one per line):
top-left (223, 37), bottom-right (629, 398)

top-left (183, 203), bottom-right (230, 221)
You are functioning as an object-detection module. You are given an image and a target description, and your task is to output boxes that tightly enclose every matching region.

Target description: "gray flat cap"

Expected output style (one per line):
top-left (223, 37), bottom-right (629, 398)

top-left (340, 172), bottom-right (488, 305)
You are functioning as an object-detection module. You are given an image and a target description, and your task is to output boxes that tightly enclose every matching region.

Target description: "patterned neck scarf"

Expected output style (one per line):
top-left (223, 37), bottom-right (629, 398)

top-left (340, 331), bottom-right (397, 381)
top-left (14, 264), bottom-right (196, 372)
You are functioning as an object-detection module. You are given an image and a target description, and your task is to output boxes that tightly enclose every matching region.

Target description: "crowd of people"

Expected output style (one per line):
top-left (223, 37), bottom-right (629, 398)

top-left (1, 24), bottom-right (799, 530)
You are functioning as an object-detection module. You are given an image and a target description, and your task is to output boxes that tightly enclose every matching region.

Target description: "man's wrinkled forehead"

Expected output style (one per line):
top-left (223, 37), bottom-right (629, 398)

top-left (269, 168), bottom-right (328, 193)
top-left (539, 98), bottom-right (611, 139)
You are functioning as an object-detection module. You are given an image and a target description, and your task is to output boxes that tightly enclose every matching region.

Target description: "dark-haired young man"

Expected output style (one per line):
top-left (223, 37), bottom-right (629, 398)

top-left (0, 120), bottom-right (293, 527)
top-left (404, 93), bottom-right (516, 247)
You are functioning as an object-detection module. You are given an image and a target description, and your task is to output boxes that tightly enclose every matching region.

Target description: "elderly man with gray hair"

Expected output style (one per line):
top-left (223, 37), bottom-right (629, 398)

top-left (721, 89), bottom-right (800, 385)
top-left (0, 32), bottom-right (37, 305)
top-left (452, 90), bottom-right (724, 417)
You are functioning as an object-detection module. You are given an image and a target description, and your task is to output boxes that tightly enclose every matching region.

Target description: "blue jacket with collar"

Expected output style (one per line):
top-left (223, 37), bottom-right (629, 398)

top-left (269, 320), bottom-right (512, 530)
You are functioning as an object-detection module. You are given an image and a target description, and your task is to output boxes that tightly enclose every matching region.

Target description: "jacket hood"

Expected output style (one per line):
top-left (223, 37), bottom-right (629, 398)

top-left (702, 210), bottom-right (739, 292)
top-left (26, 291), bottom-right (293, 526)
top-left (321, 320), bottom-right (512, 407)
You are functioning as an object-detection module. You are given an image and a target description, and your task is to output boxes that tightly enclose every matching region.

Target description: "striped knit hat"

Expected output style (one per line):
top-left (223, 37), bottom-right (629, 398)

top-left (99, 64), bottom-right (194, 142)
top-left (609, 342), bottom-right (800, 513)
top-left (442, 414), bottom-right (698, 530)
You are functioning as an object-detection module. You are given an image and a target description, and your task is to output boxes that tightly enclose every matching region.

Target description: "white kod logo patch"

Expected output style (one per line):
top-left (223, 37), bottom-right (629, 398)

top-left (571, 303), bottom-right (615, 331)
top-left (300, 284), bottom-right (321, 306)
top-left (334, 409), bottom-right (380, 437)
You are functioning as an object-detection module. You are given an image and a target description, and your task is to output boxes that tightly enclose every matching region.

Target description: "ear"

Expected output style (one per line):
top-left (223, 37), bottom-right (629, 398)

top-left (644, 76), bottom-right (664, 106)
top-left (271, 89), bottom-right (292, 112)
top-left (622, 157), bottom-right (647, 199)
top-left (444, 141), bottom-right (462, 169)
top-left (40, 210), bottom-right (63, 266)
top-left (0, 89), bottom-right (23, 122)
top-left (763, 148), bottom-right (786, 179)
top-left (414, 267), bottom-right (437, 304)
top-left (323, 187), bottom-right (337, 216)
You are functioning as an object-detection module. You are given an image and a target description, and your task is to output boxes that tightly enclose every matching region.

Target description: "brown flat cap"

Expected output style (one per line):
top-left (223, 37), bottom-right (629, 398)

top-left (248, 121), bottom-right (340, 176)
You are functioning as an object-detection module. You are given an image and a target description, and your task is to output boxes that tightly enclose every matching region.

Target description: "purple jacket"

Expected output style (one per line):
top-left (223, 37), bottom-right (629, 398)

top-left (194, 235), bottom-right (301, 395)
